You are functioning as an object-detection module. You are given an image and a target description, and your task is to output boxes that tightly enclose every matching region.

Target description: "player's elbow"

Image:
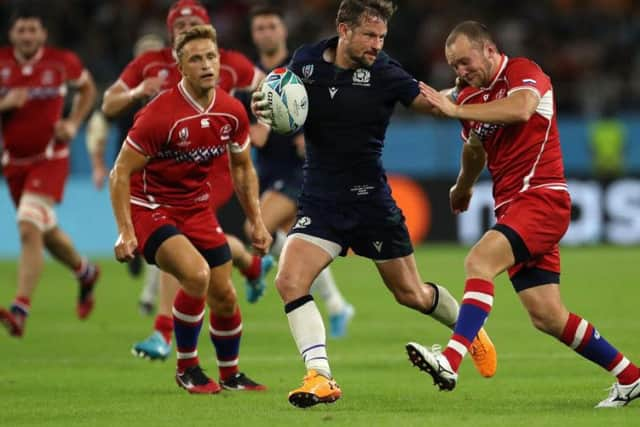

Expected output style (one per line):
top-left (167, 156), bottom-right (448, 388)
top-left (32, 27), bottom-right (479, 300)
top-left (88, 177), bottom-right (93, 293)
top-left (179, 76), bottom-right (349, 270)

top-left (101, 95), bottom-right (118, 119)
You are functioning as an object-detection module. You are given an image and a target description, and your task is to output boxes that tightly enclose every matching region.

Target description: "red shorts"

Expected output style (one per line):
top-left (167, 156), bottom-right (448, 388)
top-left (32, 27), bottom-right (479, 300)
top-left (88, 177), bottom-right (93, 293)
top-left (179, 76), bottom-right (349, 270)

top-left (494, 188), bottom-right (571, 286)
top-left (3, 157), bottom-right (69, 205)
top-left (208, 156), bottom-right (234, 211)
top-left (131, 203), bottom-right (228, 264)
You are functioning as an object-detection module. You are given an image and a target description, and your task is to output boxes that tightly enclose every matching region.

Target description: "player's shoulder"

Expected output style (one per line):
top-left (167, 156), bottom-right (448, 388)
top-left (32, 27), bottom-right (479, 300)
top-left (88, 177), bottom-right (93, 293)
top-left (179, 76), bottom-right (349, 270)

top-left (373, 51), bottom-right (409, 75)
top-left (291, 38), bottom-right (330, 64)
top-left (219, 47), bottom-right (252, 65)
top-left (130, 47), bottom-right (173, 66)
top-left (0, 46), bottom-right (14, 60)
top-left (506, 56), bottom-right (544, 73)
top-left (138, 87), bottom-right (177, 115)
top-left (457, 85), bottom-right (482, 104)
top-left (42, 46), bottom-right (80, 61)
top-left (213, 88), bottom-right (245, 114)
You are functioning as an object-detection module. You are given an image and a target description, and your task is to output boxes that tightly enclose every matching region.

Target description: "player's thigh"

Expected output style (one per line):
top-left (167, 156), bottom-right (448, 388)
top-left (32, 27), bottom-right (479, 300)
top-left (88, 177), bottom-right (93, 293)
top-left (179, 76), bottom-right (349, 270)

top-left (259, 189), bottom-right (297, 232)
top-left (25, 158), bottom-right (69, 203)
top-left (276, 234), bottom-right (337, 300)
top-left (466, 229), bottom-right (515, 278)
top-left (155, 234), bottom-right (210, 288)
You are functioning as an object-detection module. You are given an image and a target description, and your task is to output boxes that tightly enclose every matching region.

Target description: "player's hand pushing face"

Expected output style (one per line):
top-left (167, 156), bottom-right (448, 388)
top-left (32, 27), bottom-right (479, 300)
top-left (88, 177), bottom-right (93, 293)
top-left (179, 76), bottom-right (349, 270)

top-left (420, 82), bottom-right (459, 118)
top-left (114, 232), bottom-right (138, 262)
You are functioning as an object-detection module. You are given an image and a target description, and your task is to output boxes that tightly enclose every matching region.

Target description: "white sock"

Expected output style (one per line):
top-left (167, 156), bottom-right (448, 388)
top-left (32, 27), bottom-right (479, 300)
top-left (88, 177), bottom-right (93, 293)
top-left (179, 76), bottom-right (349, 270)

top-left (270, 230), bottom-right (287, 258)
top-left (311, 267), bottom-right (347, 316)
top-left (139, 265), bottom-right (160, 304)
top-left (427, 283), bottom-right (459, 329)
top-left (286, 299), bottom-right (331, 376)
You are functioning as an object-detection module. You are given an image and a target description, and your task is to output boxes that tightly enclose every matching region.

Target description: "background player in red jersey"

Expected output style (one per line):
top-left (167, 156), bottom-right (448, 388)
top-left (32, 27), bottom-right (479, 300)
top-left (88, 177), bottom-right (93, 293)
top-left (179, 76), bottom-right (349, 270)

top-left (110, 24), bottom-right (271, 394)
top-left (101, 0), bottom-right (272, 361)
top-left (0, 7), bottom-right (99, 337)
top-left (412, 20), bottom-right (640, 408)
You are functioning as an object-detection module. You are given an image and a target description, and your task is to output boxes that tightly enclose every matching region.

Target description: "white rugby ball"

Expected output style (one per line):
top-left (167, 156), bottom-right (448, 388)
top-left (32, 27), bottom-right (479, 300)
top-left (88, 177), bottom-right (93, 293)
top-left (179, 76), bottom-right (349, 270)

top-left (260, 67), bottom-right (308, 134)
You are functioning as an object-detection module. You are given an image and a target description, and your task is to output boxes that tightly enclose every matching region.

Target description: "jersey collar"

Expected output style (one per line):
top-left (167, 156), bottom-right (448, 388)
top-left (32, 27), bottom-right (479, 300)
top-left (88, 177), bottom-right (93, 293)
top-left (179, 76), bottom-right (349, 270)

top-left (13, 46), bottom-right (44, 65)
top-left (178, 79), bottom-right (216, 113)
top-left (483, 54), bottom-right (508, 89)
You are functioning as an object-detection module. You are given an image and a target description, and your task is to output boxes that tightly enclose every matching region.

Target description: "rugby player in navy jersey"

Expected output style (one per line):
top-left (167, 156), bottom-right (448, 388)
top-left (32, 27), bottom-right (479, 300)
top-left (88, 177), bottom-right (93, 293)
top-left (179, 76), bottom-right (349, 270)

top-left (251, 0), bottom-right (497, 408)
top-left (242, 5), bottom-right (355, 337)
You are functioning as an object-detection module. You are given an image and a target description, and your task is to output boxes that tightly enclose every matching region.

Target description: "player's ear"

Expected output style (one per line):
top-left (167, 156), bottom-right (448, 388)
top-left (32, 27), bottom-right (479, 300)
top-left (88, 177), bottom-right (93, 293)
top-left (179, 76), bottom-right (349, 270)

top-left (337, 22), bottom-right (349, 39)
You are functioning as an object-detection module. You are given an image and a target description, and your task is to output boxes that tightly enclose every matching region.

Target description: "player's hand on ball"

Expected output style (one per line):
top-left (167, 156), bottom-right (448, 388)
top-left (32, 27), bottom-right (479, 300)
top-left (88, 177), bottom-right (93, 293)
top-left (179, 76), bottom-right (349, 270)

top-left (449, 184), bottom-right (473, 214)
top-left (114, 232), bottom-right (138, 263)
top-left (251, 90), bottom-right (272, 125)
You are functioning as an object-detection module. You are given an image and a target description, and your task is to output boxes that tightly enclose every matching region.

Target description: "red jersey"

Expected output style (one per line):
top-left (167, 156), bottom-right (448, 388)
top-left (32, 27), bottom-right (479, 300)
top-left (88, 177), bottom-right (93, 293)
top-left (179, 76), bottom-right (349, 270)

top-left (0, 46), bottom-right (87, 164)
top-left (126, 81), bottom-right (250, 207)
top-left (117, 46), bottom-right (259, 209)
top-left (117, 46), bottom-right (259, 95)
top-left (457, 55), bottom-right (567, 209)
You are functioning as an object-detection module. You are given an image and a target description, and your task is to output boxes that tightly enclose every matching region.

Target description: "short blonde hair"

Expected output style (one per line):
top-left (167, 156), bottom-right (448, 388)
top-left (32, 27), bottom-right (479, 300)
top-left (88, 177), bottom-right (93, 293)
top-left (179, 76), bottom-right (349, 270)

top-left (175, 24), bottom-right (217, 60)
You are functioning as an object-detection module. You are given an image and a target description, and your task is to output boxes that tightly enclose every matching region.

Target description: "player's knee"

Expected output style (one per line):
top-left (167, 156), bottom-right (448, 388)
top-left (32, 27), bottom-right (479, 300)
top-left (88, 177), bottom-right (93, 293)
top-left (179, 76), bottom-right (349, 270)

top-left (181, 266), bottom-right (210, 295)
top-left (18, 220), bottom-right (43, 246)
top-left (208, 283), bottom-right (237, 315)
top-left (17, 193), bottom-right (57, 233)
top-left (528, 307), bottom-right (564, 336)
top-left (275, 269), bottom-right (299, 297)
top-left (464, 250), bottom-right (493, 278)
top-left (392, 286), bottom-right (428, 311)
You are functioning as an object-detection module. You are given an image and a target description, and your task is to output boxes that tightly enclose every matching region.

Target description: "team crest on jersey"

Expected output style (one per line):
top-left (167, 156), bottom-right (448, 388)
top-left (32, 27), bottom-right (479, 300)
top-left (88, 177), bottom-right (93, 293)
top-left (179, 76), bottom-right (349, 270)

top-left (302, 64), bottom-right (314, 79)
top-left (158, 69), bottom-right (169, 79)
top-left (41, 70), bottom-right (54, 85)
top-left (352, 68), bottom-right (371, 86)
top-left (21, 65), bottom-right (33, 76)
top-left (1, 67), bottom-right (11, 81)
top-left (220, 124), bottom-right (232, 141)
top-left (177, 127), bottom-right (191, 147)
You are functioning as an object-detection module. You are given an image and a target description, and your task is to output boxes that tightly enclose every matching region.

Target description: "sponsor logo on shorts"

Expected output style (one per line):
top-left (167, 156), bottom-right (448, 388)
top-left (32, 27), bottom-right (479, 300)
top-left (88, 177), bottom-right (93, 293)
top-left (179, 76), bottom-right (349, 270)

top-left (293, 216), bottom-right (311, 229)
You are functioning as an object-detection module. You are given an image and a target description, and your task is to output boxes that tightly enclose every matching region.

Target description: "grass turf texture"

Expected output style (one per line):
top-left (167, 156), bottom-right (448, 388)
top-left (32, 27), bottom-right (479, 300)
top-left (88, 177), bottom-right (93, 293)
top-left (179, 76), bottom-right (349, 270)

top-left (0, 244), bottom-right (638, 426)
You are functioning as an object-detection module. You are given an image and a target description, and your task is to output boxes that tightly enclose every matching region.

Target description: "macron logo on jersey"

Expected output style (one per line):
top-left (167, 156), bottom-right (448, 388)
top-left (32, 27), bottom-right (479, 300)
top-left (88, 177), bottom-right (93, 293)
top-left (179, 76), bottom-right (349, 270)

top-left (328, 87), bottom-right (338, 99)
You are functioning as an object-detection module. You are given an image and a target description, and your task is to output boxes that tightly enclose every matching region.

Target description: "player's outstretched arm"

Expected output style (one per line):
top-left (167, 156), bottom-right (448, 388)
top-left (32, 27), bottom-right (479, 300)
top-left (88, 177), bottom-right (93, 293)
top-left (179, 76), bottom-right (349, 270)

top-left (450, 132), bottom-right (486, 214)
top-left (422, 84), bottom-right (540, 124)
top-left (86, 110), bottom-right (109, 189)
top-left (102, 77), bottom-right (164, 118)
top-left (109, 144), bottom-right (148, 262)
top-left (229, 148), bottom-right (272, 255)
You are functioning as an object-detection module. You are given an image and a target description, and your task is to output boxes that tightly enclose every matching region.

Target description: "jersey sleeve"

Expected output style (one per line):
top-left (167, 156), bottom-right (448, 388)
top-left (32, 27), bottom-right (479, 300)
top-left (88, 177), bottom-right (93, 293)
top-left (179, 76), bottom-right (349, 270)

top-left (228, 100), bottom-right (251, 153)
top-left (62, 50), bottom-right (87, 86)
top-left (118, 54), bottom-right (146, 91)
top-left (225, 50), bottom-right (260, 91)
top-left (125, 101), bottom-right (168, 157)
top-left (505, 59), bottom-right (551, 98)
top-left (287, 46), bottom-right (305, 77)
top-left (386, 61), bottom-right (420, 107)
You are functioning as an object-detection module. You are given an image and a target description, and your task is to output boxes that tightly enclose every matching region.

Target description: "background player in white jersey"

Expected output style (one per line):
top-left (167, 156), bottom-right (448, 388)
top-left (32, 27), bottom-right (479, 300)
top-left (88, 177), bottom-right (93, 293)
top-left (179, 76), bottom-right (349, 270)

top-left (244, 4), bottom-right (354, 337)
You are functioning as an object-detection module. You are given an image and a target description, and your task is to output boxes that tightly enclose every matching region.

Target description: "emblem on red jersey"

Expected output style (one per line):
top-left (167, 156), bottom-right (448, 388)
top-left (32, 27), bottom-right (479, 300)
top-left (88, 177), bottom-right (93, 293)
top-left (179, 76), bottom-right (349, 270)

top-left (41, 70), bottom-right (54, 85)
top-left (220, 124), bottom-right (232, 141)
top-left (1, 67), bottom-right (10, 81)
top-left (177, 127), bottom-right (191, 147)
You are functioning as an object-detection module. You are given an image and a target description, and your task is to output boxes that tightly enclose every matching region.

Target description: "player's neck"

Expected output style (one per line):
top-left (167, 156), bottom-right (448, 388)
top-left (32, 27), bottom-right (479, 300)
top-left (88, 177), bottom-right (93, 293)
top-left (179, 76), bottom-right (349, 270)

top-left (182, 79), bottom-right (215, 109)
top-left (260, 48), bottom-right (288, 71)
top-left (13, 46), bottom-right (43, 64)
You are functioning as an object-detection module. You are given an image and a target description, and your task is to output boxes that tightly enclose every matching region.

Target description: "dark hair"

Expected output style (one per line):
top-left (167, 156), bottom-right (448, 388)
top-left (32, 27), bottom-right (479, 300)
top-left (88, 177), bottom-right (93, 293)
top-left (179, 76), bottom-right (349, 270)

top-left (446, 20), bottom-right (496, 49)
top-left (249, 4), bottom-right (285, 22)
top-left (335, 0), bottom-right (396, 28)
top-left (9, 3), bottom-right (46, 28)
top-left (175, 24), bottom-right (217, 61)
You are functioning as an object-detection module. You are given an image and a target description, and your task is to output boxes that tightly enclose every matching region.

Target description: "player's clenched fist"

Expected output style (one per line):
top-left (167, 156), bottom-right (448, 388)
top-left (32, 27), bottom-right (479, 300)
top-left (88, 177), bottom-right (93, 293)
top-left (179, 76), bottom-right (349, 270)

top-left (114, 232), bottom-right (138, 263)
top-left (449, 184), bottom-right (473, 214)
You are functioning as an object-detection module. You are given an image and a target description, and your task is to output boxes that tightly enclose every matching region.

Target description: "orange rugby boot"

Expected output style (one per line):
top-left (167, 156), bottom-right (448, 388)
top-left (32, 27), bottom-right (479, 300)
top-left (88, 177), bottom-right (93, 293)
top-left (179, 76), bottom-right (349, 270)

top-left (469, 327), bottom-right (497, 378)
top-left (288, 369), bottom-right (342, 408)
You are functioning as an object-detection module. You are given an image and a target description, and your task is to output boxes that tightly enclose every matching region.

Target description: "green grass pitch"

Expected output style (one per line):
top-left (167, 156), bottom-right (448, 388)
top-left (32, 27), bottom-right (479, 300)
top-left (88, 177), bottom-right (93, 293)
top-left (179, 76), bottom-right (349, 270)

top-left (0, 244), bottom-right (638, 426)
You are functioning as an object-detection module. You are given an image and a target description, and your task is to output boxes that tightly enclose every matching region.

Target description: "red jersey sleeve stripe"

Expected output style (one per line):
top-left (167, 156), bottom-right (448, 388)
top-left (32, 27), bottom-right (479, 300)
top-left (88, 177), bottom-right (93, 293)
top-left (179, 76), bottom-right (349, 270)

top-left (126, 136), bottom-right (148, 156)
top-left (229, 136), bottom-right (250, 154)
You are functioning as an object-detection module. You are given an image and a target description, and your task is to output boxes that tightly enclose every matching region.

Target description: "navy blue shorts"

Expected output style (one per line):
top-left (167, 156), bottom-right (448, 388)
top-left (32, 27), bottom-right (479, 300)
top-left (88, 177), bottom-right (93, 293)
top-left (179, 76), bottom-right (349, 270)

top-left (290, 193), bottom-right (413, 260)
top-left (259, 169), bottom-right (303, 202)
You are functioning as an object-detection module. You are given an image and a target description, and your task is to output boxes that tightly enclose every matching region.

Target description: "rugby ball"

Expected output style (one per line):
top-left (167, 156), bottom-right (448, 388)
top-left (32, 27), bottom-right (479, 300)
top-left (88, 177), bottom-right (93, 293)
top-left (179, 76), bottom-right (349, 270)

top-left (260, 67), bottom-right (308, 134)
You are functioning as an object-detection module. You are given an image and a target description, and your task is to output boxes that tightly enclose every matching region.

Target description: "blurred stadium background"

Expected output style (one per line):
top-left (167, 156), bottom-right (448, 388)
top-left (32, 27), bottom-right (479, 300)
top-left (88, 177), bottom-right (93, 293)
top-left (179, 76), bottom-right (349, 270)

top-left (1, 0), bottom-right (639, 255)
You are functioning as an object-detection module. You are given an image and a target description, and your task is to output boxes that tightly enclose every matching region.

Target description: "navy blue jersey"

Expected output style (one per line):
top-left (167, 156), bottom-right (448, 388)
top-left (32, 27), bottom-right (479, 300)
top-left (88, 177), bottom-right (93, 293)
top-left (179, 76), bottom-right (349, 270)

top-left (289, 37), bottom-right (419, 201)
